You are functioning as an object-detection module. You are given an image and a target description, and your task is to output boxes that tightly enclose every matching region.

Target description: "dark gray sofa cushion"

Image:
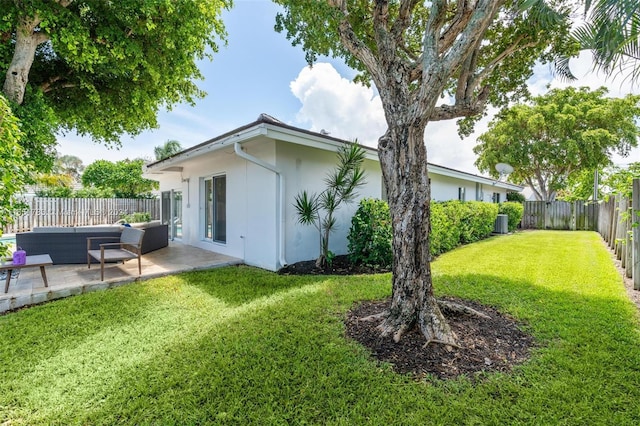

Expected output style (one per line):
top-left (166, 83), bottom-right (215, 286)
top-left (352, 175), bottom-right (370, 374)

top-left (16, 224), bottom-right (168, 264)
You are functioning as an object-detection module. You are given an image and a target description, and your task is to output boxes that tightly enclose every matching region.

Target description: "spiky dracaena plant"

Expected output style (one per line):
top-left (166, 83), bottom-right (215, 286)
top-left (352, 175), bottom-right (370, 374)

top-left (294, 143), bottom-right (367, 268)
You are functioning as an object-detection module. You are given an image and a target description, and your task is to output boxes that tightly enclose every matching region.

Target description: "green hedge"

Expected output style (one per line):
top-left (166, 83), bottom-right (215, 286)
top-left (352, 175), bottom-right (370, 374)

top-left (348, 199), bottom-right (500, 267)
top-left (431, 201), bottom-right (499, 256)
top-left (347, 198), bottom-right (393, 269)
top-left (498, 201), bottom-right (524, 232)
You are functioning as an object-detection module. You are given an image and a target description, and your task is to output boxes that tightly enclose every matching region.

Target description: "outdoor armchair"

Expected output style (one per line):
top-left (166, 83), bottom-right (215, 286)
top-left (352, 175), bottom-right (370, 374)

top-left (87, 227), bottom-right (145, 281)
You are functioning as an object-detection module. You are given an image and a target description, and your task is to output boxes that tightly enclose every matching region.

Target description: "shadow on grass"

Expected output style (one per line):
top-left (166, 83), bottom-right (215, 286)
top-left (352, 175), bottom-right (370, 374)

top-left (18, 270), bottom-right (639, 425)
top-left (0, 281), bottom-right (166, 372)
top-left (179, 265), bottom-right (334, 306)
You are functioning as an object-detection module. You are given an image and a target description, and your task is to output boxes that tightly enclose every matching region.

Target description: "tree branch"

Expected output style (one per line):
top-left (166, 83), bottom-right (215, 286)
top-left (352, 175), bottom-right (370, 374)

top-left (470, 38), bottom-right (539, 91)
top-left (439, 0), bottom-right (475, 55)
top-left (440, 0), bottom-right (504, 76)
top-left (524, 176), bottom-right (543, 201)
top-left (327, 0), bottom-right (385, 86)
top-left (430, 85), bottom-right (490, 121)
top-left (391, 0), bottom-right (421, 46)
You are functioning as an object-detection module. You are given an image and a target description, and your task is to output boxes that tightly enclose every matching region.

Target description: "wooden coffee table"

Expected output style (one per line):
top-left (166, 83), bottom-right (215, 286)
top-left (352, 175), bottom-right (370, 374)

top-left (1, 254), bottom-right (53, 293)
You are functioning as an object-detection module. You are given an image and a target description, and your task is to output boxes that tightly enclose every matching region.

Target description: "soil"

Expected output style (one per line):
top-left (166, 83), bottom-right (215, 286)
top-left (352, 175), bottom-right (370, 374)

top-left (280, 255), bottom-right (535, 381)
top-left (278, 255), bottom-right (390, 275)
top-left (346, 298), bottom-right (534, 380)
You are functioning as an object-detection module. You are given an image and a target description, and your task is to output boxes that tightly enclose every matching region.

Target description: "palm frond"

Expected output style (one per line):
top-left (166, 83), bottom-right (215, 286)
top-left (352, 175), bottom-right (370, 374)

top-left (293, 190), bottom-right (320, 226)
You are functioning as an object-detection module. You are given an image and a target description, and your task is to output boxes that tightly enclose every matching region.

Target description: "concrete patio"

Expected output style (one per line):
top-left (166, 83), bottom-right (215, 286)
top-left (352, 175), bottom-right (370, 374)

top-left (0, 241), bottom-right (242, 314)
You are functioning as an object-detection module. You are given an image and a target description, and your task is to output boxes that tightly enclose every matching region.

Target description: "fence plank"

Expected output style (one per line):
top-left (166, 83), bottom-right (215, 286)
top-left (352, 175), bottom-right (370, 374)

top-left (2, 197), bottom-right (160, 234)
top-left (633, 179), bottom-right (640, 290)
top-left (522, 200), bottom-right (599, 231)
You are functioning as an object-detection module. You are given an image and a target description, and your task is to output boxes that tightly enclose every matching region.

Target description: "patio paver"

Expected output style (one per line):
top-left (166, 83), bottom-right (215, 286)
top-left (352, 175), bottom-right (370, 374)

top-left (0, 241), bottom-right (242, 314)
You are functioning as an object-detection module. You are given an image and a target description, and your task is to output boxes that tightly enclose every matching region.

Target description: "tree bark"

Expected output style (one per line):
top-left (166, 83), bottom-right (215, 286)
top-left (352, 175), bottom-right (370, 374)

top-left (376, 122), bottom-right (457, 345)
top-left (2, 16), bottom-right (46, 105)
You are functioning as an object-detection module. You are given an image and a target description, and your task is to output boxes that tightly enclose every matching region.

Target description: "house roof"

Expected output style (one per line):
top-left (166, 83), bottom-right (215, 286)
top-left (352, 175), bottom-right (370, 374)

top-left (146, 113), bottom-right (523, 192)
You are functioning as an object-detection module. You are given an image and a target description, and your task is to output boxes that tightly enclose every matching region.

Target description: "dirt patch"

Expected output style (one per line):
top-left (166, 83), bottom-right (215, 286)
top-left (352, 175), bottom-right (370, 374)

top-left (346, 298), bottom-right (535, 380)
top-left (281, 256), bottom-right (535, 380)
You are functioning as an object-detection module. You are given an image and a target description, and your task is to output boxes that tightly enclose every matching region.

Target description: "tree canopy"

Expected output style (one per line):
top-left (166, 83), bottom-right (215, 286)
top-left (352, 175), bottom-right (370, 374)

top-left (154, 140), bottom-right (183, 161)
top-left (602, 162), bottom-right (640, 198)
top-left (54, 154), bottom-right (85, 183)
top-left (1, 0), bottom-right (230, 146)
top-left (0, 94), bottom-right (31, 253)
top-left (82, 159), bottom-right (158, 198)
top-left (474, 86), bottom-right (640, 201)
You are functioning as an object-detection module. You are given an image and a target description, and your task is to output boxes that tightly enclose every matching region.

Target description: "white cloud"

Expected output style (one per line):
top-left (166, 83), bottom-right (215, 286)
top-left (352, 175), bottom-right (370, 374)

top-left (290, 58), bottom-right (640, 176)
top-left (289, 63), bottom-right (386, 147)
top-left (289, 62), bottom-right (485, 173)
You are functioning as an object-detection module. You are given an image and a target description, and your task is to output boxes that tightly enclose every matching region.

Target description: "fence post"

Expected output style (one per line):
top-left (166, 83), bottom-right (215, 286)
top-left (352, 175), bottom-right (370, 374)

top-left (633, 179), bottom-right (640, 290)
top-left (616, 196), bottom-right (626, 259)
top-left (610, 196), bottom-right (618, 250)
top-left (626, 200), bottom-right (633, 278)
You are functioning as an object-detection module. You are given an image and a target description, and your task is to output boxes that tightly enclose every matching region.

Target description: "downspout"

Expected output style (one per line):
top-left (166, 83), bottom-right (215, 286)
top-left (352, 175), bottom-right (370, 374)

top-left (233, 142), bottom-right (287, 269)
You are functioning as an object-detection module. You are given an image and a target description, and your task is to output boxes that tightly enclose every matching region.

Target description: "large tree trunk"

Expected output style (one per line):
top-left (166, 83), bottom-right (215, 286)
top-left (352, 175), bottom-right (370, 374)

top-left (3, 17), bottom-right (43, 105)
top-left (376, 122), bottom-right (457, 345)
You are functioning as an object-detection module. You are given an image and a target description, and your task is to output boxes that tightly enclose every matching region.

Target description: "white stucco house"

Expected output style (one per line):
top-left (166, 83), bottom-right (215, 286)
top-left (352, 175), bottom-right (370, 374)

top-left (144, 114), bottom-right (522, 271)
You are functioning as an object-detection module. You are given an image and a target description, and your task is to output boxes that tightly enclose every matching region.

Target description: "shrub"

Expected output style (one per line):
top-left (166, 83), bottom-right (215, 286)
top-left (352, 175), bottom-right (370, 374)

top-left (430, 201), bottom-right (498, 257)
top-left (120, 212), bottom-right (151, 223)
top-left (430, 202), bottom-right (460, 256)
top-left (348, 198), bottom-right (393, 269)
top-left (348, 199), bottom-right (501, 262)
top-left (458, 201), bottom-right (499, 243)
top-left (506, 192), bottom-right (525, 203)
top-left (499, 202), bottom-right (524, 232)
top-left (35, 186), bottom-right (73, 198)
top-left (73, 187), bottom-right (116, 198)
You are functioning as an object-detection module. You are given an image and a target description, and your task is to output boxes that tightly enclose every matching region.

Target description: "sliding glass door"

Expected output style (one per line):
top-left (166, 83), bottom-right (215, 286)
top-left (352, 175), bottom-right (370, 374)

top-left (161, 190), bottom-right (183, 240)
top-left (204, 175), bottom-right (226, 243)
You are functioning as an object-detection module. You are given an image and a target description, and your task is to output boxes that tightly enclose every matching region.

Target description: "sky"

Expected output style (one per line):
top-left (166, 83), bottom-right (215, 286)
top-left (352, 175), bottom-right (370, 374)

top-left (57, 0), bottom-right (640, 175)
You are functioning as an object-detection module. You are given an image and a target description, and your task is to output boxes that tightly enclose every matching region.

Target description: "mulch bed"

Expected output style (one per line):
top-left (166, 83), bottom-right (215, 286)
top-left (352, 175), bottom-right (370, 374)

top-left (278, 255), bottom-right (390, 275)
top-left (281, 255), bottom-right (535, 380)
top-left (346, 298), bottom-right (534, 380)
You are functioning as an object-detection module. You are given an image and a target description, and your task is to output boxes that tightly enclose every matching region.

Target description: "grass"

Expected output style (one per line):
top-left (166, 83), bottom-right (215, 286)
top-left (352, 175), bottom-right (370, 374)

top-left (1, 230), bottom-right (639, 424)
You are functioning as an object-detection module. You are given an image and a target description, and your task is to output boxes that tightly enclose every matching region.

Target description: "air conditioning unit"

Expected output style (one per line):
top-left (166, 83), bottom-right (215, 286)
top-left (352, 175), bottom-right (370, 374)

top-left (494, 214), bottom-right (508, 234)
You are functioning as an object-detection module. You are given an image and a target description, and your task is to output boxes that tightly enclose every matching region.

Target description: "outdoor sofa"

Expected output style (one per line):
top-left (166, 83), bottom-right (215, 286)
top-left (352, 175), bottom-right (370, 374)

top-left (16, 221), bottom-right (168, 264)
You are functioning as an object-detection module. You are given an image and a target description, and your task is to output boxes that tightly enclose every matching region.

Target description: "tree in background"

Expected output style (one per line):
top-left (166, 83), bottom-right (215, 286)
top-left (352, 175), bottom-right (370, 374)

top-left (34, 173), bottom-right (74, 198)
top-left (474, 87), bottom-right (640, 202)
top-left (82, 159), bottom-right (158, 199)
top-left (294, 144), bottom-right (366, 268)
top-left (0, 95), bottom-right (31, 256)
top-left (1, 0), bottom-right (230, 147)
top-left (275, 0), bottom-right (573, 345)
top-left (33, 153), bottom-right (86, 197)
top-left (55, 154), bottom-right (85, 184)
top-left (556, 167), bottom-right (602, 201)
top-left (154, 140), bottom-right (183, 161)
top-left (601, 162), bottom-right (640, 198)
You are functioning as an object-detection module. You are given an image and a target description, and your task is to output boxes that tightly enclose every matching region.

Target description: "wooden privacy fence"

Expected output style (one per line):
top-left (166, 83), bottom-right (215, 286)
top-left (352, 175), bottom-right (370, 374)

top-left (598, 179), bottom-right (640, 290)
top-left (521, 200), bottom-right (599, 231)
top-left (3, 197), bottom-right (160, 234)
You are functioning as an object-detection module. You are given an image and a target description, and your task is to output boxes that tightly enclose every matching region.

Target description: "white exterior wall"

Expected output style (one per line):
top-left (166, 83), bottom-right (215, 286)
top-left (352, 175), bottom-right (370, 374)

top-left (148, 127), bottom-right (521, 272)
top-left (151, 139), bottom-right (279, 271)
top-left (276, 141), bottom-right (383, 265)
top-left (430, 174), bottom-right (511, 203)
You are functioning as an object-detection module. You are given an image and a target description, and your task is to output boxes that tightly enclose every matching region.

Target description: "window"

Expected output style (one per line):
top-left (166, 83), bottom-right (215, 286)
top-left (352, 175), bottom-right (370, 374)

top-left (492, 192), bottom-right (501, 203)
top-left (458, 187), bottom-right (466, 201)
top-left (204, 175), bottom-right (226, 243)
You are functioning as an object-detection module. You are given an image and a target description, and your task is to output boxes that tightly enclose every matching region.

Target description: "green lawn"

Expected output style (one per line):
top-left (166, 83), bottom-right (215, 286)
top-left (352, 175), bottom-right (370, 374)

top-left (1, 231), bottom-right (639, 424)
